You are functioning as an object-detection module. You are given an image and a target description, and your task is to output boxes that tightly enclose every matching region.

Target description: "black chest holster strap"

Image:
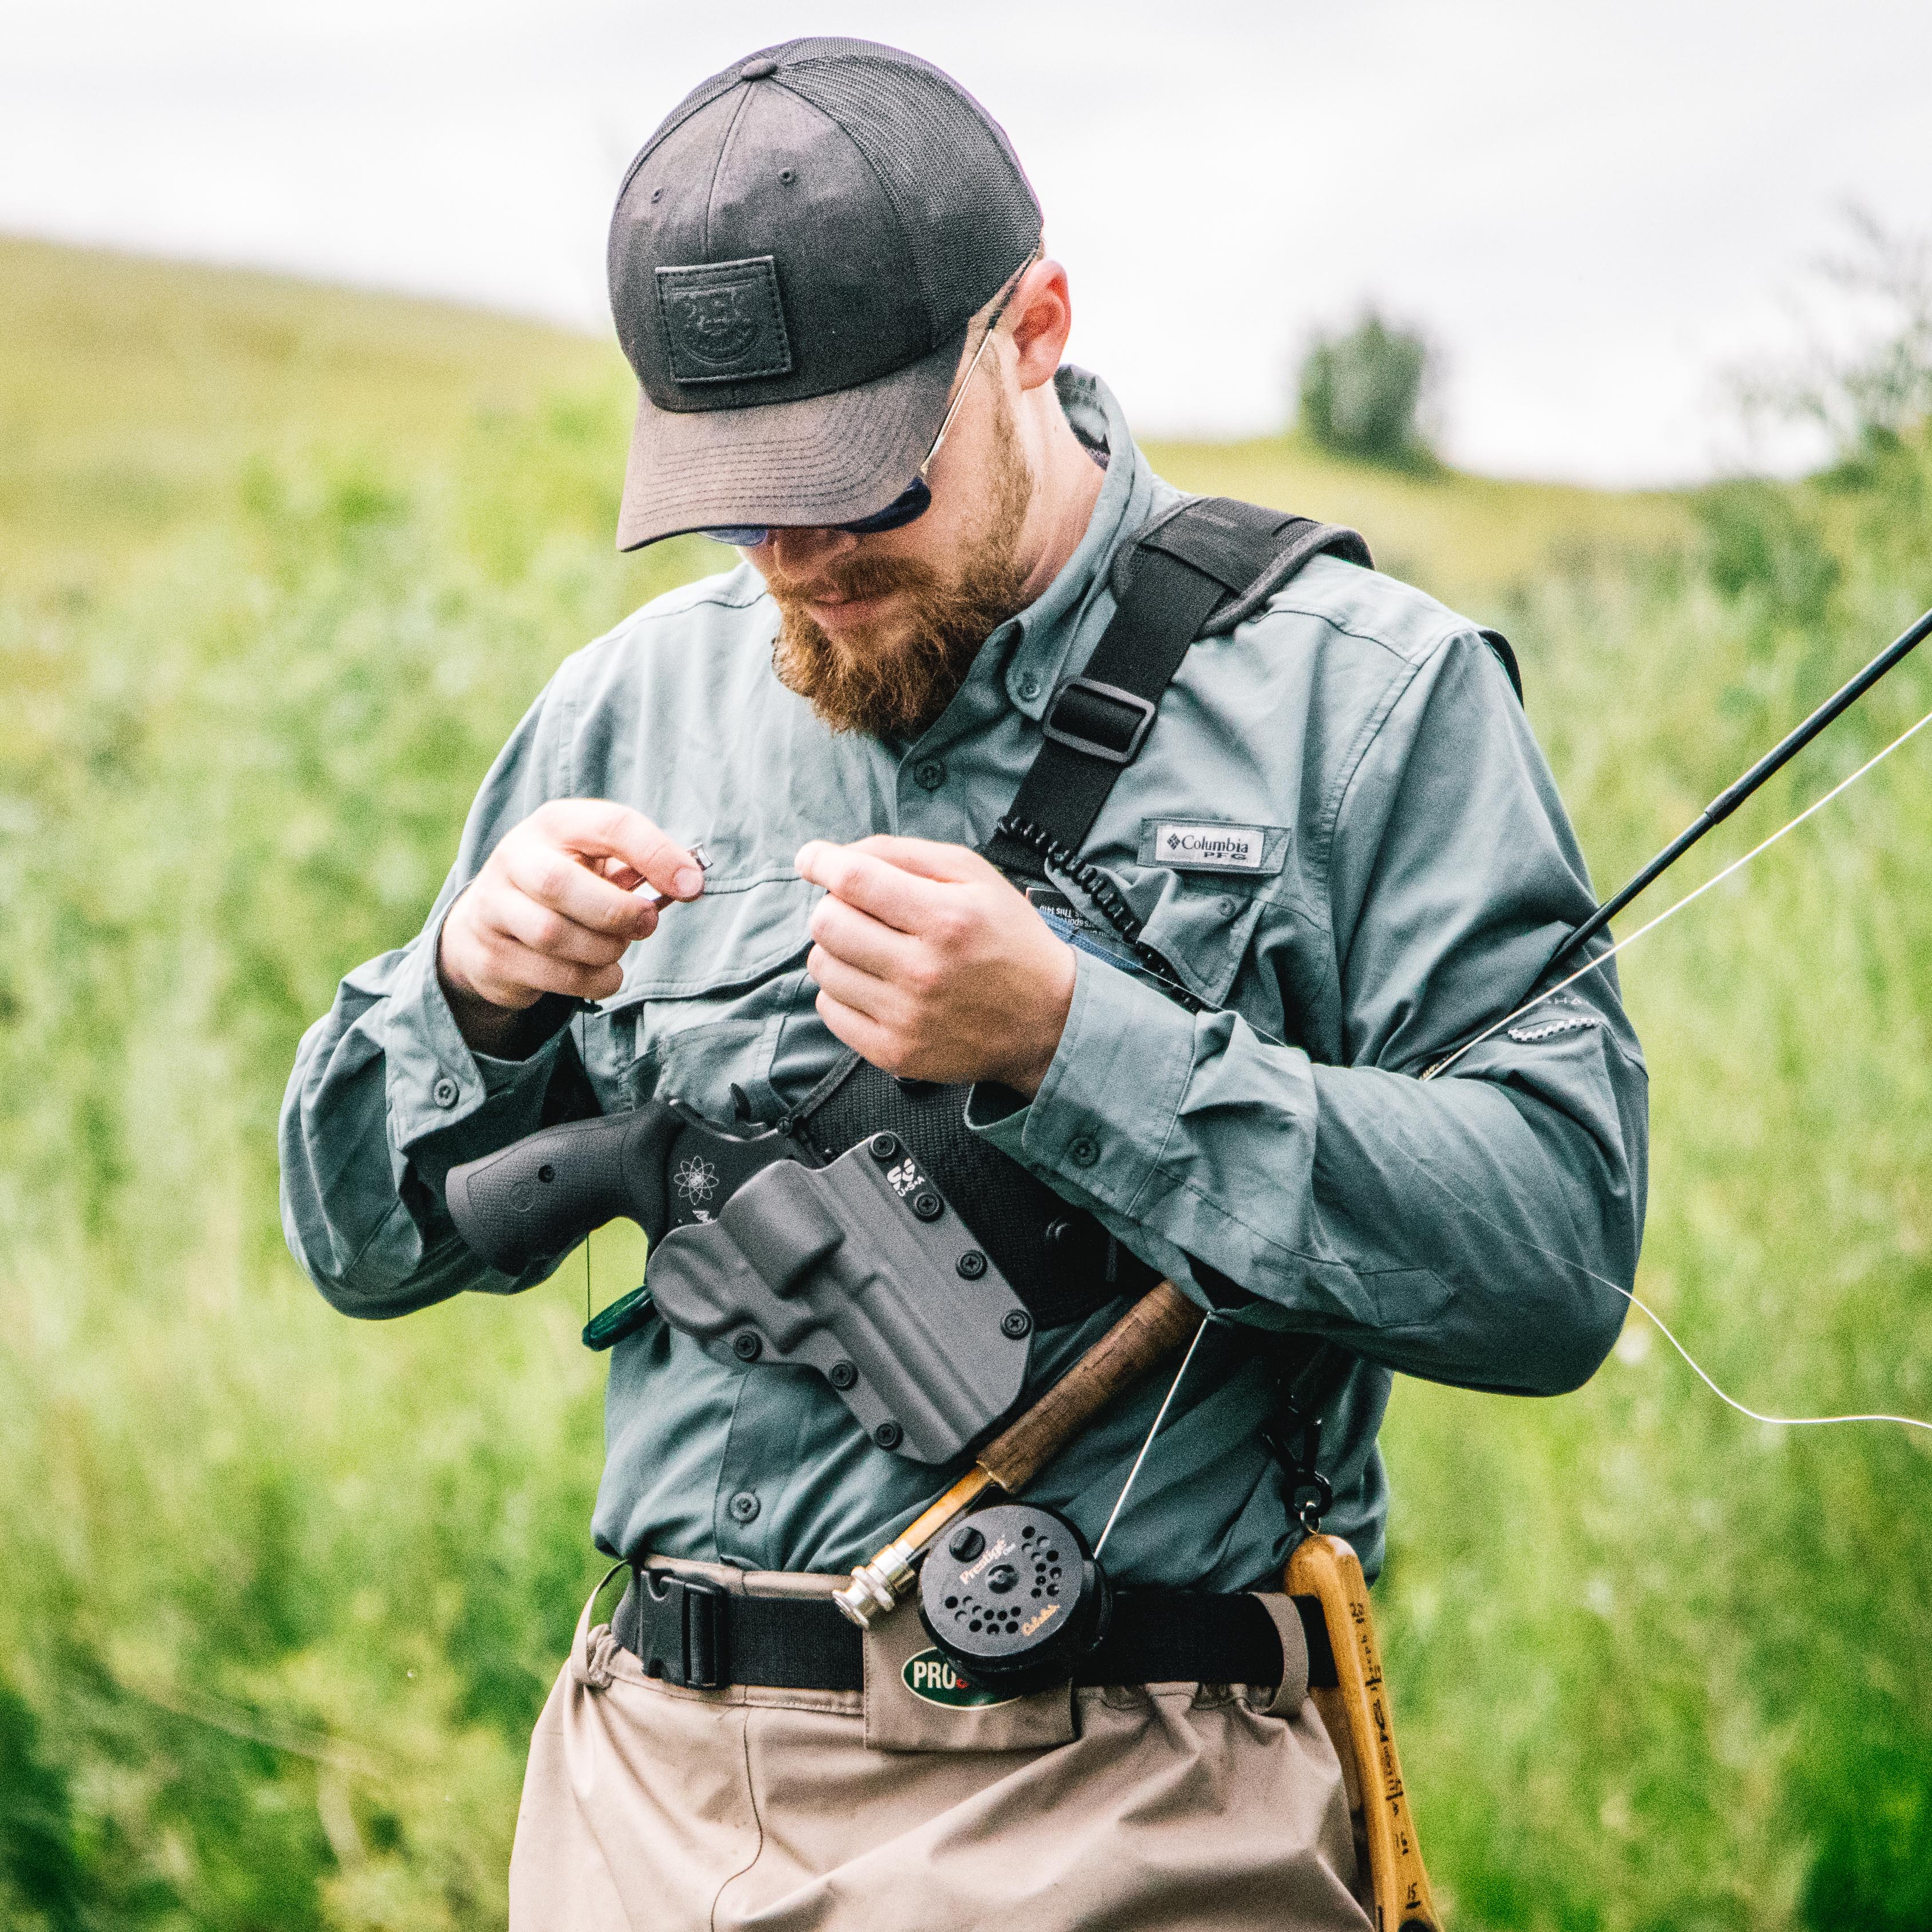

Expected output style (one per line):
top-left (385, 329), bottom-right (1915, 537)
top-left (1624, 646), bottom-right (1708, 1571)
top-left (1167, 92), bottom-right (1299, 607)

top-left (613, 1566), bottom-right (1339, 1694)
top-left (984, 498), bottom-right (1372, 885)
top-left (786, 502), bottom-right (1369, 1331)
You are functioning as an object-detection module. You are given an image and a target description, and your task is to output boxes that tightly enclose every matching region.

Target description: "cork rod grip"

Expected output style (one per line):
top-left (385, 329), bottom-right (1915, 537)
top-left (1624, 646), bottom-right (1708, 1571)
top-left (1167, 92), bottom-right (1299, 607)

top-left (976, 1278), bottom-right (1203, 1494)
top-left (833, 1280), bottom-right (1205, 1628)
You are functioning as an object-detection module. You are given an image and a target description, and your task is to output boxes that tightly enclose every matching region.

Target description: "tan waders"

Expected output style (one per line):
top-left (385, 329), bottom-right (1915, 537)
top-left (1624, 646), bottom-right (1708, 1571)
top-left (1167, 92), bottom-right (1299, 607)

top-left (509, 1559), bottom-right (1374, 1931)
top-left (508, 1282), bottom-right (1443, 1931)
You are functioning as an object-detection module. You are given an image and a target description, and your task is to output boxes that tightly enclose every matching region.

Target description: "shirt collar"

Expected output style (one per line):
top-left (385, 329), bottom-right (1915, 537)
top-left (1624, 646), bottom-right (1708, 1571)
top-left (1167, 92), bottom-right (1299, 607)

top-left (991, 367), bottom-right (1174, 723)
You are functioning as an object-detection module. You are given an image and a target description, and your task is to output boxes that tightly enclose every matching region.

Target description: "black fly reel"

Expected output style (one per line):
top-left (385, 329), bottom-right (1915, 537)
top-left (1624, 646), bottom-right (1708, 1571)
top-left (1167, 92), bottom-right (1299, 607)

top-left (916, 1502), bottom-right (1111, 1697)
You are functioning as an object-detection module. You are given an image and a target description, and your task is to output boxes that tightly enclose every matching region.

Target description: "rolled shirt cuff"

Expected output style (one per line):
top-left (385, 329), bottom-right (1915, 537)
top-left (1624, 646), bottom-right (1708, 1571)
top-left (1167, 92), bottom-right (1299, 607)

top-left (965, 947), bottom-right (1196, 1220)
top-left (379, 917), bottom-right (576, 1150)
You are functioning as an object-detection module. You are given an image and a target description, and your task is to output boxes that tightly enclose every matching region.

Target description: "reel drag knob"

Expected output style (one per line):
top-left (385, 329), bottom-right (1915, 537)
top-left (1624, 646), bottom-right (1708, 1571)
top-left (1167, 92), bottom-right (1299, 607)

top-left (916, 1502), bottom-right (1110, 1697)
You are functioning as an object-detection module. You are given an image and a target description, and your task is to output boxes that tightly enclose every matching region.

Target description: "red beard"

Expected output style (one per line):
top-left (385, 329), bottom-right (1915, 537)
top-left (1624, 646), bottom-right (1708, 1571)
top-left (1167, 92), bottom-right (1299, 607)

top-left (767, 393), bottom-right (1034, 740)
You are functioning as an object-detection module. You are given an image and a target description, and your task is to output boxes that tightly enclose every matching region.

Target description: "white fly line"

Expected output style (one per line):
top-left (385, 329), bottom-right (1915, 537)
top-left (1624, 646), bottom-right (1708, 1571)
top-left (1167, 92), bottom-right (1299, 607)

top-left (1064, 695), bottom-right (1932, 1504)
top-left (1423, 699), bottom-right (1932, 1081)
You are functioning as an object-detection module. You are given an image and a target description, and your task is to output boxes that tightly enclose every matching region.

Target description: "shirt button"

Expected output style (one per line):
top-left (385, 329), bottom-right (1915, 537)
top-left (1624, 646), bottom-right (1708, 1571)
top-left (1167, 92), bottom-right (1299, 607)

top-left (728, 1491), bottom-right (761, 1524)
top-left (913, 758), bottom-right (947, 791)
top-left (1216, 895), bottom-right (1240, 919)
top-left (1018, 674), bottom-right (1042, 702)
top-left (431, 1075), bottom-right (460, 1108)
top-left (1068, 1135), bottom-right (1100, 1169)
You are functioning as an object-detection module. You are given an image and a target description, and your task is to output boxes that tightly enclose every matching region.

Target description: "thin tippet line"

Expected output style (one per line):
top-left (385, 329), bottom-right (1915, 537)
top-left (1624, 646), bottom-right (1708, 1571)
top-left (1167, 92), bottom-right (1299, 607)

top-left (1094, 1315), bottom-right (1212, 1556)
top-left (1424, 700), bottom-right (1932, 1080)
top-left (1391, 1132), bottom-right (1932, 1436)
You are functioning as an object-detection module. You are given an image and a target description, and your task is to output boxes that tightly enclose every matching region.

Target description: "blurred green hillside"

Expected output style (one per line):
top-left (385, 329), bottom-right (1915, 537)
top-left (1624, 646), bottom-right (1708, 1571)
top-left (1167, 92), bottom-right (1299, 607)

top-left (2, 235), bottom-right (1929, 1931)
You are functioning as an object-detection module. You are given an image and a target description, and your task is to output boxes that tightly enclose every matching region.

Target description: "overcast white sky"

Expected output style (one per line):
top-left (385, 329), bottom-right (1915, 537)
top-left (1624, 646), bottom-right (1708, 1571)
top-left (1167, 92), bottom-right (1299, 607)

top-left (3, 0), bottom-right (1926, 484)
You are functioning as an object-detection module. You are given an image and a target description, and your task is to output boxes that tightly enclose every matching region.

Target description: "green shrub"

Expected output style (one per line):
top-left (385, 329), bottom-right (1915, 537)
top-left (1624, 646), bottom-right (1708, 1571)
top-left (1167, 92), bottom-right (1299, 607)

top-left (1297, 310), bottom-right (1438, 470)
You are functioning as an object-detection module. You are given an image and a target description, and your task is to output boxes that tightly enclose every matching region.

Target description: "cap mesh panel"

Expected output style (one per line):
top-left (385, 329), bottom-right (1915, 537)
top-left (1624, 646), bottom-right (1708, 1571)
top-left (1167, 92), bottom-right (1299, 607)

top-left (775, 44), bottom-right (1041, 344)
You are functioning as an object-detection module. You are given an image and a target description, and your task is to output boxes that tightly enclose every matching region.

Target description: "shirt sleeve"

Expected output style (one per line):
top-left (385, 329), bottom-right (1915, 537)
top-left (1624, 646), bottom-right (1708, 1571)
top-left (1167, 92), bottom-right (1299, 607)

top-left (277, 679), bottom-right (590, 1319)
top-left (970, 627), bottom-right (1649, 1397)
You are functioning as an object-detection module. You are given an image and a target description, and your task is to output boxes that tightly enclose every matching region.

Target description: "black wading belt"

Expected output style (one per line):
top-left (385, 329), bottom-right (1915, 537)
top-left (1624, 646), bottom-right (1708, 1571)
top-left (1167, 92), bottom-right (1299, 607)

top-left (612, 1566), bottom-right (1341, 1693)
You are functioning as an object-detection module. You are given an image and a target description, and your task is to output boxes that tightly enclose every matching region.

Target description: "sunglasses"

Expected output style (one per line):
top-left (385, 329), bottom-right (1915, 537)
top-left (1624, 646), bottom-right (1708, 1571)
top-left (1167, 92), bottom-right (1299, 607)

top-left (703, 277), bottom-right (1019, 550)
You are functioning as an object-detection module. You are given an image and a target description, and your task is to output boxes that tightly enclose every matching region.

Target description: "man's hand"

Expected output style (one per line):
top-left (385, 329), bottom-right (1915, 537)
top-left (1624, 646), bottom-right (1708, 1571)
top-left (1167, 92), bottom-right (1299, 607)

top-left (438, 801), bottom-right (703, 1054)
top-left (795, 836), bottom-right (1076, 1096)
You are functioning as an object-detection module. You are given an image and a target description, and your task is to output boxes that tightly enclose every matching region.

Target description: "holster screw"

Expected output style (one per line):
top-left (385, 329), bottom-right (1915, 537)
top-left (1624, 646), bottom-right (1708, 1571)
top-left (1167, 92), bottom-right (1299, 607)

top-left (731, 1331), bottom-right (763, 1361)
top-left (912, 1190), bottom-right (943, 1221)
top-left (956, 1250), bottom-right (987, 1279)
top-left (828, 1359), bottom-right (857, 1389)
top-left (873, 1420), bottom-right (903, 1450)
top-left (869, 1133), bottom-right (899, 1161)
top-left (1000, 1309), bottom-right (1033, 1340)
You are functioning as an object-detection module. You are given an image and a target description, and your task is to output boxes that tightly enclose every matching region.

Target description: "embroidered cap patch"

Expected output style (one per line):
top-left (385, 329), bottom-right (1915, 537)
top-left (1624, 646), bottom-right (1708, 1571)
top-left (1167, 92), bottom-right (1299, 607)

top-left (655, 257), bottom-right (793, 384)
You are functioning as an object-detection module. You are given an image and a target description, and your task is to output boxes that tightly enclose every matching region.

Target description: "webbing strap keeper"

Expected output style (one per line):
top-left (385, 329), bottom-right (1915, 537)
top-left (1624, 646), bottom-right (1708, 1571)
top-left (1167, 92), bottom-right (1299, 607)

top-left (985, 498), bottom-right (1369, 887)
top-left (1041, 677), bottom-right (1158, 765)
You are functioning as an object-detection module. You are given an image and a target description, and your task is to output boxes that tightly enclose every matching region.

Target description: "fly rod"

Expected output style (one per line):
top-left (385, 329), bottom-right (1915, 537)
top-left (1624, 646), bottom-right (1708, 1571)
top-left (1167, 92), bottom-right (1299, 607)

top-left (1547, 604), bottom-right (1932, 975)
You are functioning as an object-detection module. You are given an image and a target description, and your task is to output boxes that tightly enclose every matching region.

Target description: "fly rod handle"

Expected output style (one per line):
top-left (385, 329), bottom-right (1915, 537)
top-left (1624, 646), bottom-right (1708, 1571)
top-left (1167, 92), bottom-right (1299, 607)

top-left (977, 1277), bottom-right (1203, 1492)
top-left (834, 1278), bottom-right (1204, 1626)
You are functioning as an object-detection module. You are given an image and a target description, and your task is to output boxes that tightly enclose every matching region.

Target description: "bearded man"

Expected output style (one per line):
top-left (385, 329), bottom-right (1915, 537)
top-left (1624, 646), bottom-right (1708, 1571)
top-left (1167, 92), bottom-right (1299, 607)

top-left (281, 37), bottom-right (1646, 1930)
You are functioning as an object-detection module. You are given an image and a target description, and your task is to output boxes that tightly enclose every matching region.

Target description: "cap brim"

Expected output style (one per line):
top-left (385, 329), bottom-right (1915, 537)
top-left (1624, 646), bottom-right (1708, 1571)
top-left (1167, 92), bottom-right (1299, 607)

top-left (615, 324), bottom-right (968, 551)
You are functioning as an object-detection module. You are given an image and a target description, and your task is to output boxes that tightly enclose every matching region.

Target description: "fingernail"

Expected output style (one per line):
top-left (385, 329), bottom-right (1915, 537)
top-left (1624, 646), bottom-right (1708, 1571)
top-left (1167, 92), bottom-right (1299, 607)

top-left (674, 866), bottom-right (703, 897)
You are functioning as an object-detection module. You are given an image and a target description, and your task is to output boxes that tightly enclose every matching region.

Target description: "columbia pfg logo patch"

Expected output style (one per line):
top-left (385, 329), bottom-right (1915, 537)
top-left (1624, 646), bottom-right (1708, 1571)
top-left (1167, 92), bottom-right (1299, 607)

top-left (656, 258), bottom-right (793, 383)
top-left (901, 1648), bottom-right (1019, 1710)
top-left (1139, 819), bottom-right (1286, 875)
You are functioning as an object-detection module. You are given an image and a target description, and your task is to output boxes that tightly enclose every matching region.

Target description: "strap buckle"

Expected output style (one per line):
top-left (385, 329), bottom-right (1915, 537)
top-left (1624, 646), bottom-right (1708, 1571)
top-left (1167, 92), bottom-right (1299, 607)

top-left (637, 1571), bottom-right (729, 1689)
top-left (1042, 677), bottom-right (1157, 766)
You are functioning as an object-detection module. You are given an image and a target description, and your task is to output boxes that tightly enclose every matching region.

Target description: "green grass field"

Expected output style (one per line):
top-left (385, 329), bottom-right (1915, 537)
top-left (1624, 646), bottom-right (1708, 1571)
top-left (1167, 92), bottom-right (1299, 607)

top-left (3, 234), bottom-right (1929, 1931)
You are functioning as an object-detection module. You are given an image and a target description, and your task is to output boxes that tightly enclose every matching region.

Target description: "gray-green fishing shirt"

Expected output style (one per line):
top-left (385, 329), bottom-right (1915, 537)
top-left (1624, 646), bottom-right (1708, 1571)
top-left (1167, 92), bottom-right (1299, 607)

top-left (279, 369), bottom-right (1648, 1590)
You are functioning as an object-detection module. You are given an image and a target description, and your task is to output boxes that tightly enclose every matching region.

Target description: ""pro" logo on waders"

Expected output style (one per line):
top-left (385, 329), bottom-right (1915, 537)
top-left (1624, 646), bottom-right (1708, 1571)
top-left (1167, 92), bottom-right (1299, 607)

top-left (901, 1648), bottom-right (1020, 1709)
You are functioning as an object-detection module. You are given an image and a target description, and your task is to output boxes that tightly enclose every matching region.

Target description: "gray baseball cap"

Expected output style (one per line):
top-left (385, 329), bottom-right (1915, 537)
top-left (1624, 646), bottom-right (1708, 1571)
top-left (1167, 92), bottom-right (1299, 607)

top-left (607, 38), bottom-right (1043, 551)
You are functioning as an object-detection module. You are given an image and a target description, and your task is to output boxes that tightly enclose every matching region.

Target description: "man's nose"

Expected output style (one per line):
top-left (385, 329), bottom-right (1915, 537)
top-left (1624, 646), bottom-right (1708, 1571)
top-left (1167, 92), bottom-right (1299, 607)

top-left (764, 526), bottom-right (859, 580)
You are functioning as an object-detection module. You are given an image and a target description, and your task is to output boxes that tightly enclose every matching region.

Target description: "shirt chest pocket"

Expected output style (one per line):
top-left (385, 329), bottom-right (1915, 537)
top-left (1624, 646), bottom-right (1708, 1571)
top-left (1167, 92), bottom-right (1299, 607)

top-left (1115, 821), bottom-right (1296, 1013)
top-left (599, 876), bottom-right (817, 1116)
top-left (1131, 874), bottom-right (1275, 1011)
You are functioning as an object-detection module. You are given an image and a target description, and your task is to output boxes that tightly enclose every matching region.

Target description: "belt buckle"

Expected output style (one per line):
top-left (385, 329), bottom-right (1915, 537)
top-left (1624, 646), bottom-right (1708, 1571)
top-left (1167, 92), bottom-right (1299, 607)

top-left (640, 1571), bottom-right (729, 1690)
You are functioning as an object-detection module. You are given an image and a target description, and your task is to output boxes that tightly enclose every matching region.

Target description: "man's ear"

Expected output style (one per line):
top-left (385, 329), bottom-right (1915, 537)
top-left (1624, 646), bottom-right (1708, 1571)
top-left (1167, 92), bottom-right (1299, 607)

top-left (1007, 258), bottom-right (1073, 393)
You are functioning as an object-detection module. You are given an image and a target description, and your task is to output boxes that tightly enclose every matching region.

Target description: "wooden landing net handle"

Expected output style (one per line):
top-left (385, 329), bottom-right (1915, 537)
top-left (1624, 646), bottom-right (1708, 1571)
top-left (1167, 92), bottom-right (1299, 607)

top-left (833, 1279), bottom-right (1203, 1625)
top-left (1288, 1533), bottom-right (1442, 1932)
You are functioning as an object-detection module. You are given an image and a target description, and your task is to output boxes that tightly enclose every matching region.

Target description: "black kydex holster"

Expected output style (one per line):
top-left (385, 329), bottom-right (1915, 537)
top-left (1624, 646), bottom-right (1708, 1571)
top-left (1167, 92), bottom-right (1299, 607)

top-left (644, 1131), bottom-right (1030, 1463)
top-left (445, 1087), bottom-right (1035, 1464)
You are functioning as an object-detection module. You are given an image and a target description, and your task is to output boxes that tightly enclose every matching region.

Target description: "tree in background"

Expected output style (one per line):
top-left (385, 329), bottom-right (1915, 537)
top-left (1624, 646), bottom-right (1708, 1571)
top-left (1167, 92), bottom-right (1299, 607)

top-left (1297, 309), bottom-right (1439, 471)
top-left (1742, 207), bottom-right (1932, 482)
